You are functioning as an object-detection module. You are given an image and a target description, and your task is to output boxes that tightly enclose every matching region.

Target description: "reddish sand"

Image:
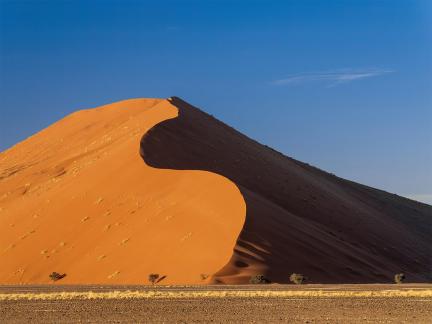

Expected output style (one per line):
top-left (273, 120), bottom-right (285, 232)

top-left (1, 96), bottom-right (431, 285)
top-left (0, 98), bottom-right (245, 284)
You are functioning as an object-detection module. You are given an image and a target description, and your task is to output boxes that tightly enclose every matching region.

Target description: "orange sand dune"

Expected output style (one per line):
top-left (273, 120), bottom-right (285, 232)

top-left (0, 98), bottom-right (245, 284)
top-left (1, 96), bottom-right (431, 285)
top-left (142, 97), bottom-right (432, 284)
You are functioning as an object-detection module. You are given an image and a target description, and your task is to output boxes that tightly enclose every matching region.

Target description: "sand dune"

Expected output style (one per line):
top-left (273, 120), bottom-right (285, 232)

top-left (141, 97), bottom-right (432, 284)
top-left (0, 98), bottom-right (245, 284)
top-left (0, 97), bottom-right (430, 284)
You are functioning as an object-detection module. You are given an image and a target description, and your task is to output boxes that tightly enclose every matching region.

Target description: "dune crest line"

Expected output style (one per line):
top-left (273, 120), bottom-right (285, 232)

top-left (140, 97), bottom-right (432, 284)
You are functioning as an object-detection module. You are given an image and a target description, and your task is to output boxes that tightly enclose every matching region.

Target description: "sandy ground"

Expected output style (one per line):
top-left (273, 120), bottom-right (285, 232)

top-left (1, 285), bottom-right (431, 323)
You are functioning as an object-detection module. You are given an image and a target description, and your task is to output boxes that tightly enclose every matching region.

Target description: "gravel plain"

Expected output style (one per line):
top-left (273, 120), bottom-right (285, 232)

top-left (1, 284), bottom-right (431, 323)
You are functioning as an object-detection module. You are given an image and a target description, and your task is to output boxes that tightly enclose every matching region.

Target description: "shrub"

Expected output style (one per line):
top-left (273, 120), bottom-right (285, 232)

top-left (148, 273), bottom-right (159, 284)
top-left (200, 273), bottom-right (209, 280)
top-left (49, 272), bottom-right (66, 282)
top-left (394, 273), bottom-right (405, 284)
top-left (290, 273), bottom-right (306, 284)
top-left (249, 274), bottom-right (270, 284)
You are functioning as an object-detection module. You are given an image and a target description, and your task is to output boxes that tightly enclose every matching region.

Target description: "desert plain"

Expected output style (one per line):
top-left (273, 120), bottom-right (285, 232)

top-left (1, 284), bottom-right (432, 323)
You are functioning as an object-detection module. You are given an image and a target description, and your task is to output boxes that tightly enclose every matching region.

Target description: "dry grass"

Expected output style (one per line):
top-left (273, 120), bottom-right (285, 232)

top-left (1, 289), bottom-right (431, 300)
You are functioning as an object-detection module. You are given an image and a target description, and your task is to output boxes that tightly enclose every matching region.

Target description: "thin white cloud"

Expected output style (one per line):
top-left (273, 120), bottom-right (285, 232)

top-left (273, 68), bottom-right (394, 87)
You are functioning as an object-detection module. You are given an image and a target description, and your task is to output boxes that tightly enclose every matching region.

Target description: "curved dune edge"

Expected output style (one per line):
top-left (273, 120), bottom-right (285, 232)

top-left (0, 98), bottom-right (246, 284)
top-left (140, 97), bottom-right (432, 284)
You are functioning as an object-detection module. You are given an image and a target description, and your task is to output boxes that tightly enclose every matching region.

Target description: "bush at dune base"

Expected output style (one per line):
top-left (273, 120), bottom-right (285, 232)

top-left (49, 272), bottom-right (66, 282)
top-left (249, 274), bottom-right (271, 284)
top-left (148, 273), bottom-right (159, 284)
top-left (290, 273), bottom-right (306, 284)
top-left (394, 273), bottom-right (405, 284)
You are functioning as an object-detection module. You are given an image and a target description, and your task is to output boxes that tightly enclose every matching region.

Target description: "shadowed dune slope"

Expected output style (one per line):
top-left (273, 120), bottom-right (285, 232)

top-left (0, 98), bottom-right (245, 284)
top-left (141, 97), bottom-right (432, 284)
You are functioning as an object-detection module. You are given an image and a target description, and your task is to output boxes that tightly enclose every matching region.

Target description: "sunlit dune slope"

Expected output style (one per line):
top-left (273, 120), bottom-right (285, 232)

top-left (0, 98), bottom-right (246, 284)
top-left (141, 97), bottom-right (432, 284)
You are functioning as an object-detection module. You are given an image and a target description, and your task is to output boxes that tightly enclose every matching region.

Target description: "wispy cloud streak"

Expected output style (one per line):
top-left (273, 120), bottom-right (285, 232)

top-left (273, 68), bottom-right (394, 87)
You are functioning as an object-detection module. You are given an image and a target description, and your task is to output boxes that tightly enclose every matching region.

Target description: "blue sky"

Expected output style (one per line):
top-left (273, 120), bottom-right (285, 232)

top-left (1, 0), bottom-right (431, 203)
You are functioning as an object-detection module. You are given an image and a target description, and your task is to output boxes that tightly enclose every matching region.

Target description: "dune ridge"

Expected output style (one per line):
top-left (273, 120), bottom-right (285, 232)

top-left (141, 97), bottom-right (432, 284)
top-left (0, 98), bottom-right (245, 284)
